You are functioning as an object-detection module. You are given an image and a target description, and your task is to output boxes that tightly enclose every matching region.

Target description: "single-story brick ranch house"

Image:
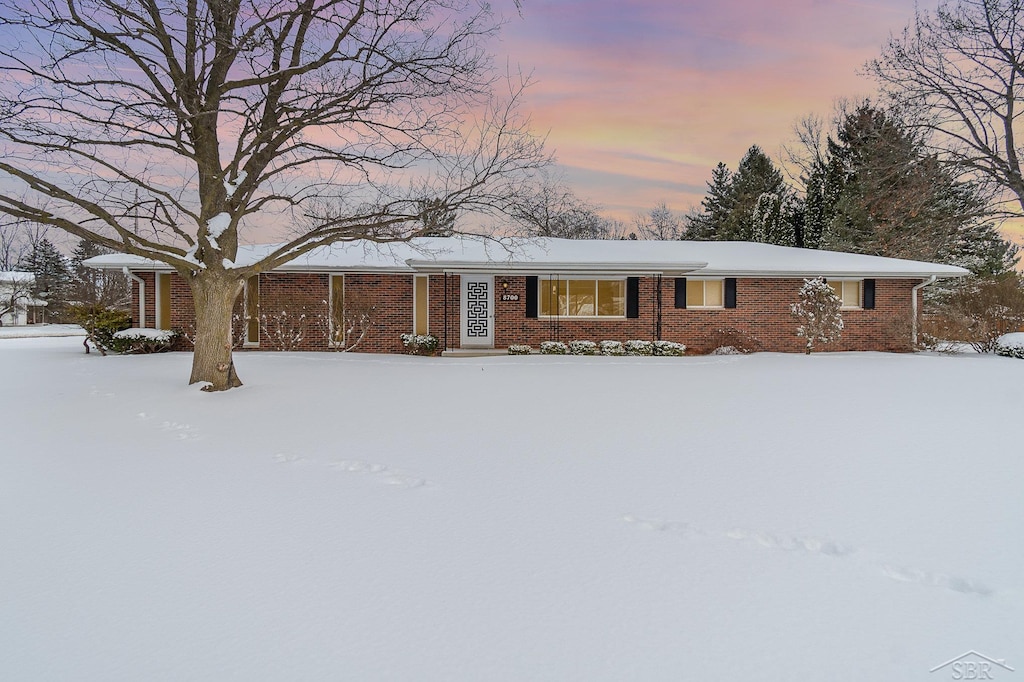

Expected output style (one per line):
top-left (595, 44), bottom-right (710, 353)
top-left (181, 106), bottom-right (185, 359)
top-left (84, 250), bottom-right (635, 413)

top-left (86, 237), bottom-right (968, 354)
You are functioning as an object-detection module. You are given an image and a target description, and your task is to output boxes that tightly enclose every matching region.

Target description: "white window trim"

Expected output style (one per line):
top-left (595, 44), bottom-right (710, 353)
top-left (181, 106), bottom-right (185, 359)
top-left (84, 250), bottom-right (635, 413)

top-left (537, 276), bottom-right (627, 319)
top-left (830, 279), bottom-right (863, 309)
top-left (686, 278), bottom-right (725, 309)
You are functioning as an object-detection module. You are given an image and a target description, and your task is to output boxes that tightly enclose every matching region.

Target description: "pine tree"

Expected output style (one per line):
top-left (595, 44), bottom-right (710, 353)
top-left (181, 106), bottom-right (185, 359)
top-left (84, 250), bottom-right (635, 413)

top-left (721, 146), bottom-right (789, 241)
top-left (416, 198), bottom-right (457, 237)
top-left (685, 162), bottom-right (733, 240)
top-left (804, 102), bottom-right (1016, 276)
top-left (17, 238), bottom-right (71, 317)
top-left (751, 193), bottom-right (796, 246)
top-left (791, 278), bottom-right (843, 354)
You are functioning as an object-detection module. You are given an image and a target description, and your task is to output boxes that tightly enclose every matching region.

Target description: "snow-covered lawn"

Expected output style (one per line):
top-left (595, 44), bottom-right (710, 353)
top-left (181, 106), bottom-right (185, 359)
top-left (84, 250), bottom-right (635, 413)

top-left (0, 323), bottom-right (85, 339)
top-left (1, 338), bottom-right (1022, 681)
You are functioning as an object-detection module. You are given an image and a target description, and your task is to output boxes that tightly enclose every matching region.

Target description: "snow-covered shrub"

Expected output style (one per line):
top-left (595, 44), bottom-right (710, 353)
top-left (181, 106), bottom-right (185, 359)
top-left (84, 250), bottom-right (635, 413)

top-left (68, 304), bottom-right (131, 356)
top-left (508, 344), bottom-right (533, 355)
top-left (400, 333), bottom-right (439, 355)
top-left (995, 332), bottom-right (1024, 359)
top-left (109, 328), bottom-right (179, 354)
top-left (791, 278), bottom-right (843, 354)
top-left (710, 345), bottom-right (742, 356)
top-left (624, 340), bottom-right (653, 356)
top-left (568, 340), bottom-right (597, 355)
top-left (540, 341), bottom-right (568, 355)
top-left (706, 327), bottom-right (763, 354)
top-left (653, 340), bottom-right (686, 356)
top-left (599, 340), bottom-right (625, 356)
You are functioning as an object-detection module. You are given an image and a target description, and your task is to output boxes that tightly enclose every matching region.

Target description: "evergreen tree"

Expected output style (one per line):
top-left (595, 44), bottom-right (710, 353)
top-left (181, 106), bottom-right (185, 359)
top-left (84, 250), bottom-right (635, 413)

top-left (791, 278), bottom-right (843, 354)
top-left (17, 238), bottom-right (71, 317)
top-left (416, 198), bottom-right (457, 237)
top-left (805, 102), bottom-right (1015, 275)
top-left (685, 147), bottom-right (792, 242)
top-left (751, 193), bottom-right (796, 247)
top-left (685, 162), bottom-right (733, 240)
top-left (722, 146), bottom-right (789, 241)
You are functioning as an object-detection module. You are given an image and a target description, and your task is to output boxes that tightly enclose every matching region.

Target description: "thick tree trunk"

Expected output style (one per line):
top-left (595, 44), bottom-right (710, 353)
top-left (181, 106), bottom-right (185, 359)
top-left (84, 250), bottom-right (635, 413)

top-left (188, 272), bottom-right (245, 391)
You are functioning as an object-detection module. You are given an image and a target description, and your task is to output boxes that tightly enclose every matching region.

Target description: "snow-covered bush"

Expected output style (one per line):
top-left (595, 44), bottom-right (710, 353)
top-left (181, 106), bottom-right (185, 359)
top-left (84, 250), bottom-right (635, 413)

top-left (995, 332), bottom-right (1024, 359)
top-left (624, 340), bottom-right (653, 356)
top-left (540, 341), bottom-right (568, 355)
top-left (706, 327), bottom-right (763, 354)
top-left (568, 340), bottom-right (597, 355)
top-left (68, 304), bottom-right (131, 356)
top-left (791, 278), bottom-right (843, 354)
top-left (508, 344), bottom-right (532, 355)
top-left (599, 340), bottom-right (625, 356)
top-left (400, 333), bottom-right (439, 355)
top-left (653, 340), bottom-right (686, 356)
top-left (109, 328), bottom-right (179, 354)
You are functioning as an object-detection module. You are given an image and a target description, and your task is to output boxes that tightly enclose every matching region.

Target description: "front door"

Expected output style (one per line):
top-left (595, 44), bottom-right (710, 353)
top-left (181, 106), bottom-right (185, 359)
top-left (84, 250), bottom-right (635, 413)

top-left (460, 275), bottom-right (494, 348)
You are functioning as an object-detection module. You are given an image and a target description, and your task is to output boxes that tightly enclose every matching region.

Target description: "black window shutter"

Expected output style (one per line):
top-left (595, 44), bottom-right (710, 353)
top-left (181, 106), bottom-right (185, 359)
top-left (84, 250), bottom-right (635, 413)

top-left (626, 277), bottom-right (640, 318)
top-left (863, 279), bottom-right (876, 309)
top-left (674, 278), bottom-right (687, 308)
top-left (525, 276), bottom-right (538, 318)
top-left (724, 278), bottom-right (737, 308)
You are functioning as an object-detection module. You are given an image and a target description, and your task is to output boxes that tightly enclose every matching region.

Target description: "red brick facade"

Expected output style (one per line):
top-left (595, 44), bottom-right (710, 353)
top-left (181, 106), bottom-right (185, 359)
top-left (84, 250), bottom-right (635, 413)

top-left (132, 271), bottom-right (922, 354)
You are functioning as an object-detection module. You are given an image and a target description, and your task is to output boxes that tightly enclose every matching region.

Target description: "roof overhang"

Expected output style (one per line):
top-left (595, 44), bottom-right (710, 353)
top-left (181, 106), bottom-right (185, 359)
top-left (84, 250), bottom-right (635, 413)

top-left (405, 260), bottom-right (709, 276)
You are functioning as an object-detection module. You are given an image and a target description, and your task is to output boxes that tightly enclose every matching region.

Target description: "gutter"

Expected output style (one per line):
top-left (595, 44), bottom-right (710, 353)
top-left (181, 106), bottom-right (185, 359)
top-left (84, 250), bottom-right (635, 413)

top-left (911, 275), bottom-right (937, 348)
top-left (124, 268), bottom-right (146, 328)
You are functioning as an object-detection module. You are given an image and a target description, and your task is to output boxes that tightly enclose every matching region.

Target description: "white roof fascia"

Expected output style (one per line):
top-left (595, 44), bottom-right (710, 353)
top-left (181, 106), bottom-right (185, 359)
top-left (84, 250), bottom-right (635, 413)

top-left (405, 260), bottom-right (709, 276)
top-left (695, 268), bottom-right (968, 279)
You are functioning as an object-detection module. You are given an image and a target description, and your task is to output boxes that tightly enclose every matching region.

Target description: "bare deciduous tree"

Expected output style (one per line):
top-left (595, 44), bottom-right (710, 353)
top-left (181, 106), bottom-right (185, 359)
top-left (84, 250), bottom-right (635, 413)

top-left (632, 202), bottom-right (684, 240)
top-left (508, 170), bottom-right (610, 239)
top-left (0, 0), bottom-right (546, 390)
top-left (867, 0), bottom-right (1024, 213)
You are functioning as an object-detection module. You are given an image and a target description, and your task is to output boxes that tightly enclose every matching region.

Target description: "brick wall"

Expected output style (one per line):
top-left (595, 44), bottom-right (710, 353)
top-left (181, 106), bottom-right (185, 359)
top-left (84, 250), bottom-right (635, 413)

top-left (494, 276), bottom-right (917, 353)
top-left (131, 271), bottom-right (921, 354)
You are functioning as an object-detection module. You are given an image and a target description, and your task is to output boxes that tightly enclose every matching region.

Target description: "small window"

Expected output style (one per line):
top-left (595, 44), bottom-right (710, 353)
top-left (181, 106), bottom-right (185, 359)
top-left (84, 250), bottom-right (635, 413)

top-left (414, 275), bottom-right (428, 335)
top-left (828, 280), bottom-right (862, 308)
top-left (244, 275), bottom-right (259, 345)
top-left (156, 273), bottom-right (171, 330)
top-left (330, 275), bottom-right (345, 344)
top-left (538, 278), bottom-right (624, 317)
top-left (685, 279), bottom-right (724, 308)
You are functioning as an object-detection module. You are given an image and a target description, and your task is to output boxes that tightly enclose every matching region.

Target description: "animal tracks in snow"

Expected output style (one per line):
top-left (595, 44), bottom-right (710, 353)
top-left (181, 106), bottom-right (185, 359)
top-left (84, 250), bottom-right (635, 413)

top-left (624, 514), bottom-right (992, 597)
top-left (623, 515), bottom-right (852, 559)
top-left (136, 412), bottom-right (202, 441)
top-left (273, 453), bottom-right (429, 489)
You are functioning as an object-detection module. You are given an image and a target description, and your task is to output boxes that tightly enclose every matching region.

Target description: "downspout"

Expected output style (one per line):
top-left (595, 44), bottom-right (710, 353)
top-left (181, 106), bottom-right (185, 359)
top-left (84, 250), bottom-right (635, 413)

top-left (911, 275), bottom-right (937, 349)
top-left (124, 268), bottom-right (146, 328)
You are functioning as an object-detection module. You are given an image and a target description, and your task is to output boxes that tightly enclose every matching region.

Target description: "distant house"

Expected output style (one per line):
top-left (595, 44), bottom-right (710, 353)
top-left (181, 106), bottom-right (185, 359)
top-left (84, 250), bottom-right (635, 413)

top-left (85, 237), bottom-right (968, 354)
top-left (0, 271), bottom-right (39, 326)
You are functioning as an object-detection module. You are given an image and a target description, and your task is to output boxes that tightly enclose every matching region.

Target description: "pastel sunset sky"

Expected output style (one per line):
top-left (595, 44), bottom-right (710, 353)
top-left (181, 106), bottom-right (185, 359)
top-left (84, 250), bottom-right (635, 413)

top-left (490, 0), bottom-right (1024, 239)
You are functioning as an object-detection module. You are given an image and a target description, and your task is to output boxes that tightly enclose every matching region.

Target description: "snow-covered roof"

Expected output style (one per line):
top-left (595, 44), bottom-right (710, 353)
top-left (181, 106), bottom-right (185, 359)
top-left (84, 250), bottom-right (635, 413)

top-left (0, 270), bottom-right (35, 284)
top-left (84, 237), bottom-right (970, 279)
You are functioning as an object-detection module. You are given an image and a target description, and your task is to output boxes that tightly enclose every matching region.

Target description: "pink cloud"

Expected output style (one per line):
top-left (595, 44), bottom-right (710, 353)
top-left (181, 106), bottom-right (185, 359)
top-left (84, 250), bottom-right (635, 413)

top-left (496, 0), bottom-right (938, 219)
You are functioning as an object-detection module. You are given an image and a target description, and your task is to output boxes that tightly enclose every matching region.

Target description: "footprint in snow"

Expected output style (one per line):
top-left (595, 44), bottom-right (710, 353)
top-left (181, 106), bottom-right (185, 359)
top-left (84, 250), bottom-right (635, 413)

top-left (624, 514), bottom-right (990, 596)
top-left (274, 454), bottom-right (428, 489)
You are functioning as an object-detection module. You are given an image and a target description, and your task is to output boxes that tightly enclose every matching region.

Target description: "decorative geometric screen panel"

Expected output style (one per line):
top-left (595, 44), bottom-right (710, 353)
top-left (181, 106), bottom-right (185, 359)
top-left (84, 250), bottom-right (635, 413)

top-left (466, 281), bottom-right (490, 338)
